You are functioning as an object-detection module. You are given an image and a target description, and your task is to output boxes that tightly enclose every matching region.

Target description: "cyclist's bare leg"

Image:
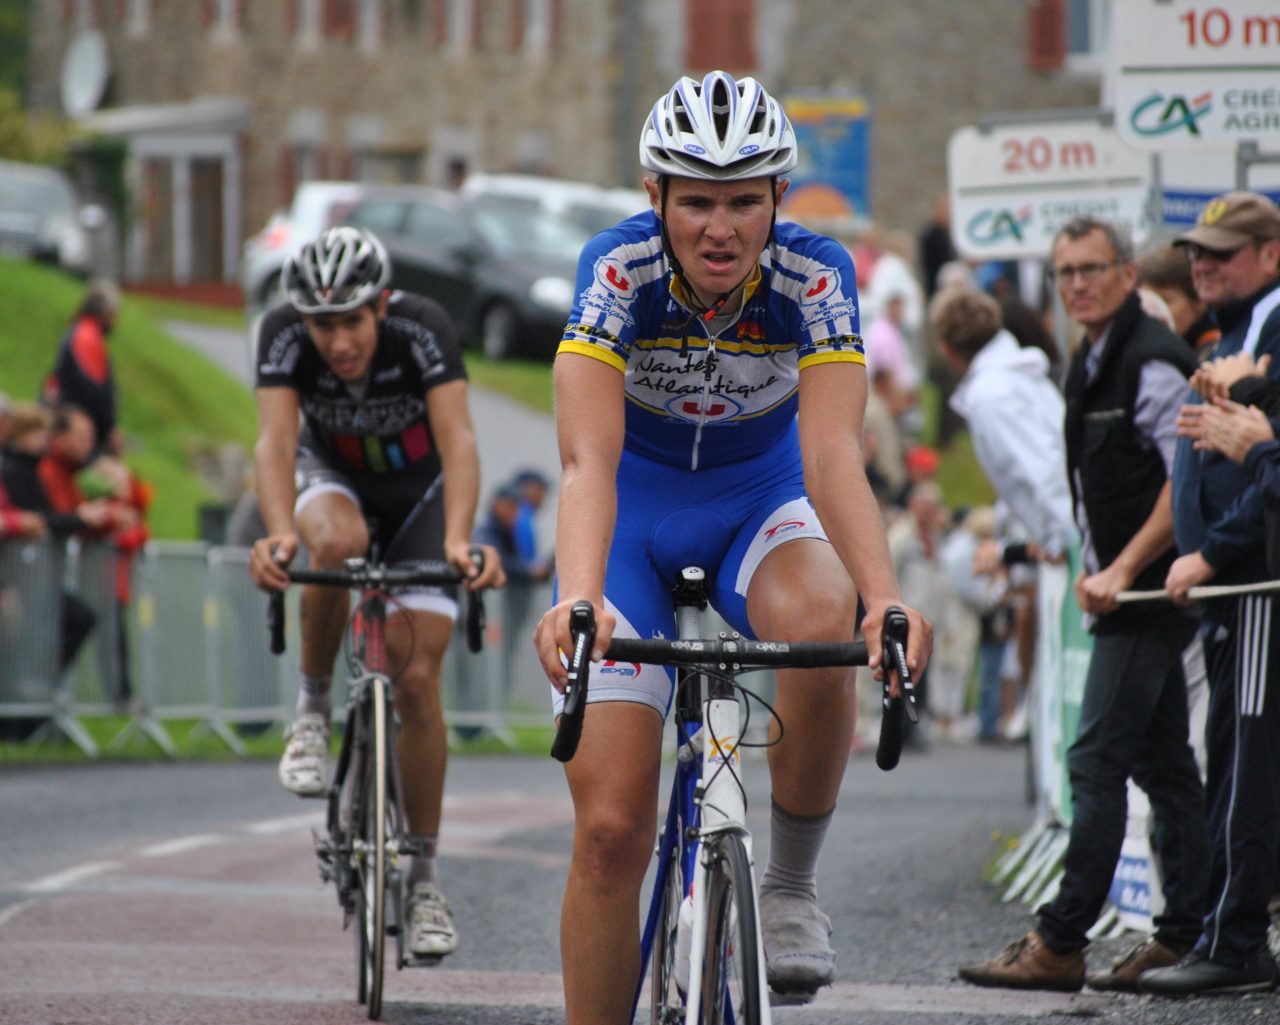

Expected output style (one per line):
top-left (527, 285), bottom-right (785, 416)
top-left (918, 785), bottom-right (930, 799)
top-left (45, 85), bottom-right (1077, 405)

top-left (294, 493), bottom-right (370, 685)
top-left (386, 609), bottom-right (453, 839)
top-left (746, 537), bottom-right (858, 814)
top-left (747, 538), bottom-right (858, 991)
top-left (561, 701), bottom-right (664, 1025)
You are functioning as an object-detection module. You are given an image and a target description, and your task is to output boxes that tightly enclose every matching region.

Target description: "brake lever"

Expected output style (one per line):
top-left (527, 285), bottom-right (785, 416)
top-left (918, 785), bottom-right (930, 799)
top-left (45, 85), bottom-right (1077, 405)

top-left (550, 601), bottom-right (596, 763)
top-left (465, 545), bottom-right (486, 653)
top-left (875, 606), bottom-right (917, 771)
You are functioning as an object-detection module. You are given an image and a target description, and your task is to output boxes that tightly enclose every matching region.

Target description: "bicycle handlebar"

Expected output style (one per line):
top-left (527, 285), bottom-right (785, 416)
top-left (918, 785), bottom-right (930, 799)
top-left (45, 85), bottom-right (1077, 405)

top-left (267, 549), bottom-right (488, 656)
top-left (551, 607), bottom-right (913, 768)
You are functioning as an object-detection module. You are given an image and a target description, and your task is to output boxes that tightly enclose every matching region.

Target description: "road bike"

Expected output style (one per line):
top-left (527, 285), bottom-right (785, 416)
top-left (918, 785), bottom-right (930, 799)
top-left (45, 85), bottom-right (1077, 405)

top-left (551, 566), bottom-right (915, 1024)
top-left (267, 553), bottom-right (485, 1020)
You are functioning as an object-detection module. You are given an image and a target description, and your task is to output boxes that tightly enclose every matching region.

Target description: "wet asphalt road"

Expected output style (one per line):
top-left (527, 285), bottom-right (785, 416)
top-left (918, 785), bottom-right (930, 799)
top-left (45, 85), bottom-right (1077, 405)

top-left (2, 744), bottom-right (1276, 1025)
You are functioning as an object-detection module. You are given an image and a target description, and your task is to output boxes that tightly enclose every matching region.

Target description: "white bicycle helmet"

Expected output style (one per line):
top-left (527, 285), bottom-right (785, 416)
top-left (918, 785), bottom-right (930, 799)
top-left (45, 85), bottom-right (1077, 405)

top-left (283, 226), bottom-right (390, 314)
top-left (639, 71), bottom-right (797, 180)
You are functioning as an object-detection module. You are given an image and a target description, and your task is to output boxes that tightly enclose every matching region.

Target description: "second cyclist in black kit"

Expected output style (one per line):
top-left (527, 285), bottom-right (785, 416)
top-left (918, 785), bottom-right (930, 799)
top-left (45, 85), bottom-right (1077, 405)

top-left (248, 226), bottom-right (505, 959)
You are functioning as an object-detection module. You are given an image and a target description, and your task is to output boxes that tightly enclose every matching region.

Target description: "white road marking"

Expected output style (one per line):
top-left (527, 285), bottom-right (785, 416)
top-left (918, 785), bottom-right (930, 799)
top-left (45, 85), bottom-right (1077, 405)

top-left (243, 811), bottom-right (324, 835)
top-left (136, 834), bottom-right (222, 858)
top-left (23, 860), bottom-right (121, 892)
top-left (0, 899), bottom-right (33, 929)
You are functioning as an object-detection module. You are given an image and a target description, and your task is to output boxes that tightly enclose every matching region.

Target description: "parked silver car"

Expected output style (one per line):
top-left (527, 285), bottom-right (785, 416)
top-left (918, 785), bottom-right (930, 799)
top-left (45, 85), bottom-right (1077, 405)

top-left (240, 180), bottom-right (366, 314)
top-left (0, 159), bottom-right (100, 275)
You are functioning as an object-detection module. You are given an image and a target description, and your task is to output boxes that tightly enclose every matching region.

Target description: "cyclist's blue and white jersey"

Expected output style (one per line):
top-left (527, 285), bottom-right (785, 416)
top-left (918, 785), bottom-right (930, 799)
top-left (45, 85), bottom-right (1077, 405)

top-left (559, 212), bottom-right (865, 471)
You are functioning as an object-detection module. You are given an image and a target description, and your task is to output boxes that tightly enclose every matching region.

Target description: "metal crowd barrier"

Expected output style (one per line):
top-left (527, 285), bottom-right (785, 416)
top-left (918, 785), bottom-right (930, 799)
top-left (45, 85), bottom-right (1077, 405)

top-left (0, 538), bottom-right (560, 755)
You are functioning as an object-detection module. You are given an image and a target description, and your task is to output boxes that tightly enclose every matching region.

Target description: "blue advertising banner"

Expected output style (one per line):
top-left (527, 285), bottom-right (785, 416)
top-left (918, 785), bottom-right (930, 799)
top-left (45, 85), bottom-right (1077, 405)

top-left (781, 95), bottom-right (871, 220)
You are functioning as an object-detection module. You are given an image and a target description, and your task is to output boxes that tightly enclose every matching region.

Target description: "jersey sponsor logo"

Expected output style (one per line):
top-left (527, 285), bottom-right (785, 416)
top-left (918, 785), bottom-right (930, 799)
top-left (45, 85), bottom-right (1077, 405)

top-left (598, 660), bottom-right (642, 678)
top-left (594, 256), bottom-right (634, 296)
top-left (799, 267), bottom-right (840, 306)
top-left (577, 289), bottom-right (637, 331)
top-left (764, 518), bottom-right (807, 541)
top-left (663, 392), bottom-right (745, 423)
top-left (801, 297), bottom-right (859, 331)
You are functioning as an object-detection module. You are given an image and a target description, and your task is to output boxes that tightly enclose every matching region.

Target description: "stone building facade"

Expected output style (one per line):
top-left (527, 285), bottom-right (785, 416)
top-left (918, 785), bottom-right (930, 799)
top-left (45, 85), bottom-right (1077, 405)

top-left (29, 0), bottom-right (1104, 285)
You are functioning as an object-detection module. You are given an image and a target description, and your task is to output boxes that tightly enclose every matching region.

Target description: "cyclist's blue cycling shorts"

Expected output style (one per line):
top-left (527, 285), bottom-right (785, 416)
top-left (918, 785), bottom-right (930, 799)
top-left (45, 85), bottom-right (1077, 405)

top-left (551, 421), bottom-right (831, 718)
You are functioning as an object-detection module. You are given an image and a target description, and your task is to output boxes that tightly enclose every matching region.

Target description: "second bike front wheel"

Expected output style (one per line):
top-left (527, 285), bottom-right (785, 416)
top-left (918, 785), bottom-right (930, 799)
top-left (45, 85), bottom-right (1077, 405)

top-left (700, 832), bottom-right (764, 1025)
top-left (355, 682), bottom-right (389, 1019)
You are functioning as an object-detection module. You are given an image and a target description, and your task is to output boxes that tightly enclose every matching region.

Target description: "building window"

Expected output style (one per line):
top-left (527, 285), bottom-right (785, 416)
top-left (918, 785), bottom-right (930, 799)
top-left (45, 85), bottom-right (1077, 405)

top-left (443, 0), bottom-right (473, 55)
top-left (514, 0), bottom-right (557, 55)
top-left (291, 0), bottom-right (322, 42)
top-left (324, 0), bottom-right (357, 40)
top-left (684, 0), bottom-right (756, 73)
top-left (203, 0), bottom-right (245, 33)
top-left (125, 0), bottom-right (150, 35)
top-left (358, 0), bottom-right (383, 50)
top-left (65, 0), bottom-right (97, 29)
top-left (1066, 0), bottom-right (1110, 73)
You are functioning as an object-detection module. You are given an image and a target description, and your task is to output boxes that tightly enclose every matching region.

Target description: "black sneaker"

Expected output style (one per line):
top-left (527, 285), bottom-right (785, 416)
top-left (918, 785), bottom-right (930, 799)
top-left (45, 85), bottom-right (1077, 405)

top-left (1138, 948), bottom-right (1280, 996)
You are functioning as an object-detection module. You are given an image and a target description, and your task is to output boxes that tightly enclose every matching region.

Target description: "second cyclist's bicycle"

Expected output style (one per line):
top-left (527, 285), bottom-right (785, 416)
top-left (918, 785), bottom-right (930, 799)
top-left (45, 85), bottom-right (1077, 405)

top-left (268, 553), bottom-right (485, 1020)
top-left (551, 566), bottom-right (915, 1024)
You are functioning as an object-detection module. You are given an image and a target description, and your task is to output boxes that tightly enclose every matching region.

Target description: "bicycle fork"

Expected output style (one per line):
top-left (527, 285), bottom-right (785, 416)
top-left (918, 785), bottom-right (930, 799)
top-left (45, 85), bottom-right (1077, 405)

top-left (653, 568), bottom-right (772, 1024)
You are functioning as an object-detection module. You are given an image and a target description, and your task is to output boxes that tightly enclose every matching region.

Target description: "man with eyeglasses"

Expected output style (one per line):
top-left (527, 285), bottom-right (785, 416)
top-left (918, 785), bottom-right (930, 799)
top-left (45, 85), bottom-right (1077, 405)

top-left (1139, 191), bottom-right (1280, 996)
top-left (960, 215), bottom-right (1208, 994)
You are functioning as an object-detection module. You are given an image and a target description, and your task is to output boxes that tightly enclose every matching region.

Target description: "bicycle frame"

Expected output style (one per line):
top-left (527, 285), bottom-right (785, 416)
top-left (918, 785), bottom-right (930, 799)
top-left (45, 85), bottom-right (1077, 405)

top-left (552, 568), bottom-right (910, 1023)
top-left (269, 552), bottom-right (485, 1019)
top-left (634, 568), bottom-right (772, 1024)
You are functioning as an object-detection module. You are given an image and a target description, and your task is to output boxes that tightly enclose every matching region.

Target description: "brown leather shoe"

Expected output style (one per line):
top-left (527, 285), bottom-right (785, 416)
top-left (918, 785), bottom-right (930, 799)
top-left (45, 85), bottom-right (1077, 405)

top-left (1085, 937), bottom-right (1182, 992)
top-left (958, 931), bottom-right (1085, 992)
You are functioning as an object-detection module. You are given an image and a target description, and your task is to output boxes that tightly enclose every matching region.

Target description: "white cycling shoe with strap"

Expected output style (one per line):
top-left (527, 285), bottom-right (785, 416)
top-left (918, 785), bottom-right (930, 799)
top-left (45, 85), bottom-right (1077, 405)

top-left (407, 883), bottom-right (458, 958)
top-left (278, 712), bottom-right (329, 797)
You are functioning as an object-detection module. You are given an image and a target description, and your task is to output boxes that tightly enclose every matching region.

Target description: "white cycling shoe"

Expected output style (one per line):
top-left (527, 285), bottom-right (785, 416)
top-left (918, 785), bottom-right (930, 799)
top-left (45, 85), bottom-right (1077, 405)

top-left (278, 713), bottom-right (329, 797)
top-left (407, 883), bottom-right (458, 957)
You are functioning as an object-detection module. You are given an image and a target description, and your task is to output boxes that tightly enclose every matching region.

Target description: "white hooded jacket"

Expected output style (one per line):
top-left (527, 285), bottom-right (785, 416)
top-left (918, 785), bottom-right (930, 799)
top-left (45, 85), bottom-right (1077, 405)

top-left (949, 330), bottom-right (1078, 556)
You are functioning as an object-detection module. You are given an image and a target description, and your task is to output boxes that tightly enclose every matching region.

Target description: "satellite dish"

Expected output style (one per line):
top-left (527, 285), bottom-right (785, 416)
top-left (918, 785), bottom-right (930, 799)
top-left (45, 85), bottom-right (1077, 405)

top-left (60, 30), bottom-right (110, 118)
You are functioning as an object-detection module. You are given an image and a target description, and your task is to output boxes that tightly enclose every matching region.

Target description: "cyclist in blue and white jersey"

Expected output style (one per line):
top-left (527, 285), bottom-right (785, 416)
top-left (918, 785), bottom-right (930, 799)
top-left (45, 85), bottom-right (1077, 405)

top-left (248, 226), bottom-right (505, 959)
top-left (534, 71), bottom-right (932, 1023)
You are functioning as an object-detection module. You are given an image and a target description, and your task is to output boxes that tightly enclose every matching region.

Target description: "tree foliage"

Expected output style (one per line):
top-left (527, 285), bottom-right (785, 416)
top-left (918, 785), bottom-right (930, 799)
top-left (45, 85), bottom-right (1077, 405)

top-left (0, 88), bottom-right (75, 166)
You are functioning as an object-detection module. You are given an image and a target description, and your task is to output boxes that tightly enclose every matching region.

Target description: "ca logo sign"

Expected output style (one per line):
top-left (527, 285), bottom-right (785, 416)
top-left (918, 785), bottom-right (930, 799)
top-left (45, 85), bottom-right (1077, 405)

top-left (1129, 92), bottom-right (1212, 137)
top-left (966, 207), bottom-right (1032, 246)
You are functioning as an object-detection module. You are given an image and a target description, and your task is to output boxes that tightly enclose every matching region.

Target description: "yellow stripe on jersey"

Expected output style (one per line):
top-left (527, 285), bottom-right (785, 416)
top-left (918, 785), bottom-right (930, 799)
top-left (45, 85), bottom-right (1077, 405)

top-left (633, 335), bottom-right (796, 358)
top-left (557, 339), bottom-right (628, 372)
top-left (797, 348), bottom-right (867, 371)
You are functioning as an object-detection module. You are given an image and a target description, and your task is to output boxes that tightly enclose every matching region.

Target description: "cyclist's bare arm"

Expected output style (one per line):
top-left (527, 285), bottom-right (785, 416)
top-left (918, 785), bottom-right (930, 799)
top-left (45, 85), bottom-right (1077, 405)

top-left (250, 385), bottom-right (302, 591)
top-left (425, 379), bottom-right (506, 590)
top-left (535, 353), bottom-right (625, 688)
top-left (797, 360), bottom-right (932, 676)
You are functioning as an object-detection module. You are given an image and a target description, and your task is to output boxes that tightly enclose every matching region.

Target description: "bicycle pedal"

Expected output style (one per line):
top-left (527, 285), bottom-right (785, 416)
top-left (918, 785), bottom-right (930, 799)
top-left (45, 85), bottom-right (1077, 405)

top-left (404, 952), bottom-right (444, 968)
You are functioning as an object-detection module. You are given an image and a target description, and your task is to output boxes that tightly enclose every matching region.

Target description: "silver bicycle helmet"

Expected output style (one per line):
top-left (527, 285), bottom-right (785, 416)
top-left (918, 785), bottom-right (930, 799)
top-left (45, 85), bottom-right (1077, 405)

top-left (639, 71), bottom-right (797, 180)
top-left (282, 226), bottom-right (390, 314)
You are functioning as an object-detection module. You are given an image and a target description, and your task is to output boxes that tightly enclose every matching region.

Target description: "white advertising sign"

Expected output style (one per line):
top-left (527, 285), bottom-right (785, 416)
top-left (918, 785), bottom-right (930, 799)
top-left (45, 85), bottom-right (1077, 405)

top-left (947, 121), bottom-right (1155, 261)
top-left (1112, 0), bottom-right (1280, 149)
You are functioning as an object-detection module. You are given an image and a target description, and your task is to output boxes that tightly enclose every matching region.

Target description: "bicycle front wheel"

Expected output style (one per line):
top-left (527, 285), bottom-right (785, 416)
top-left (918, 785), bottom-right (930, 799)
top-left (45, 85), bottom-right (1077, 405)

top-left (701, 833), bottom-right (764, 1025)
top-left (649, 845), bottom-right (685, 1024)
top-left (353, 681), bottom-right (389, 1019)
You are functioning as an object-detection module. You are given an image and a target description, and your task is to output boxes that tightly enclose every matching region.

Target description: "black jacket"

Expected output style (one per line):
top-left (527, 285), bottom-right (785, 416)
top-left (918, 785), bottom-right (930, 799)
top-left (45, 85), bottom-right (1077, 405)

top-left (1064, 291), bottom-right (1197, 633)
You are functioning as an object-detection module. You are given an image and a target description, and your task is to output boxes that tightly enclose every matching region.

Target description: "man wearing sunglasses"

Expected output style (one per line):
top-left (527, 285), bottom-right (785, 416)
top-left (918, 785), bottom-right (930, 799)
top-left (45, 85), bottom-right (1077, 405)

top-left (1142, 191), bottom-right (1280, 996)
top-left (961, 215), bottom-right (1207, 994)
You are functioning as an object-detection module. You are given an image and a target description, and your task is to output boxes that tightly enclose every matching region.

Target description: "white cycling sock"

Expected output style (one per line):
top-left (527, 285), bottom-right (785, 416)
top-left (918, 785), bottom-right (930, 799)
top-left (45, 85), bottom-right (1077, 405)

top-left (760, 800), bottom-right (832, 901)
top-left (407, 834), bottom-right (439, 888)
top-left (296, 672), bottom-right (332, 719)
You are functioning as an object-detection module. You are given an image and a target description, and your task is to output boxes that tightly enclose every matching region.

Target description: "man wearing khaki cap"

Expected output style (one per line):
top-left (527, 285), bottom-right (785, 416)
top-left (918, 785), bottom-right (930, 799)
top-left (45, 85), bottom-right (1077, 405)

top-left (1142, 191), bottom-right (1280, 995)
